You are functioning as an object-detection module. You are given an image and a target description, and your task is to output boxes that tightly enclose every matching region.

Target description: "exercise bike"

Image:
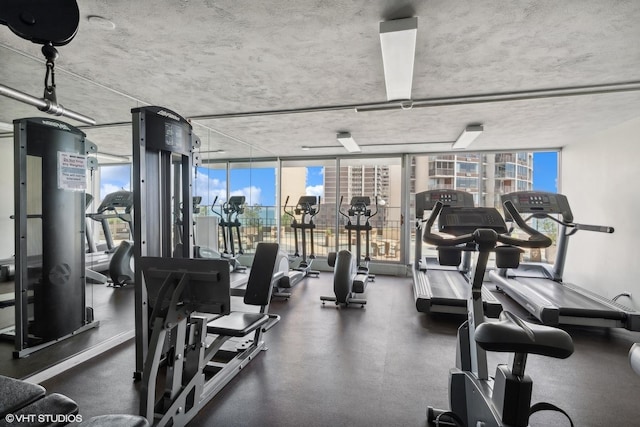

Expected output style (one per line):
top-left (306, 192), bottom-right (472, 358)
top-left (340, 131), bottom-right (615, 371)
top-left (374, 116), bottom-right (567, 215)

top-left (275, 196), bottom-right (320, 297)
top-left (320, 196), bottom-right (377, 308)
top-left (211, 196), bottom-right (247, 273)
top-left (424, 201), bottom-right (575, 427)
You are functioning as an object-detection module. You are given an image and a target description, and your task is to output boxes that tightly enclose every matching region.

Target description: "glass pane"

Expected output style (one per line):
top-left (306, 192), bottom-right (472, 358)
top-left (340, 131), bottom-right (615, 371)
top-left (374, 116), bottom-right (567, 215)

top-left (93, 165), bottom-right (132, 248)
top-left (336, 157), bottom-right (402, 262)
top-left (409, 151), bottom-right (558, 265)
top-left (229, 161), bottom-right (278, 254)
top-left (280, 159), bottom-right (335, 259)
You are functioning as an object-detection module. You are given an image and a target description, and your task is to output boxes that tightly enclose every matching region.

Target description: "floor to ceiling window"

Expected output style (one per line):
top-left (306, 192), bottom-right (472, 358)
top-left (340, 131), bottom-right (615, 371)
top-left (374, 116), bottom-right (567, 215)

top-left (410, 151), bottom-right (558, 265)
top-left (335, 157), bottom-right (403, 262)
top-left (280, 159), bottom-right (334, 259)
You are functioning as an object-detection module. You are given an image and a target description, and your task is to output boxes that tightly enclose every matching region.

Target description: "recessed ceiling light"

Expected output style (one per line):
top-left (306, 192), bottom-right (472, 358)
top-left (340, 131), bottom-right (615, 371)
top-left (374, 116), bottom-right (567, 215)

top-left (87, 15), bottom-right (116, 30)
top-left (452, 124), bottom-right (484, 150)
top-left (301, 146), bottom-right (310, 151)
top-left (380, 17), bottom-right (418, 101)
top-left (336, 132), bottom-right (361, 153)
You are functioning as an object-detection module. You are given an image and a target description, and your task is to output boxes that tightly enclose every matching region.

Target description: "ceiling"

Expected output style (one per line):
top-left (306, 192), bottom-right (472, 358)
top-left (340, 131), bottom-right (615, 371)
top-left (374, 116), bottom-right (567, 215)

top-left (1, 0), bottom-right (640, 161)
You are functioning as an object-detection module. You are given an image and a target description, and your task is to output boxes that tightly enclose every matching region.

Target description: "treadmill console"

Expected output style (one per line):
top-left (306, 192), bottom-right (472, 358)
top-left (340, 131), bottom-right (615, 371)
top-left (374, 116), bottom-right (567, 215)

top-left (439, 206), bottom-right (508, 236)
top-left (502, 191), bottom-right (573, 223)
top-left (415, 190), bottom-right (474, 218)
top-left (97, 190), bottom-right (134, 213)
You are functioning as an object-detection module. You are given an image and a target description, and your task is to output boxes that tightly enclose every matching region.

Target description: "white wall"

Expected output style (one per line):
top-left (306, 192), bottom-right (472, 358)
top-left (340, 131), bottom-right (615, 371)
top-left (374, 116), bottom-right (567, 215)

top-left (561, 116), bottom-right (640, 311)
top-left (0, 138), bottom-right (13, 259)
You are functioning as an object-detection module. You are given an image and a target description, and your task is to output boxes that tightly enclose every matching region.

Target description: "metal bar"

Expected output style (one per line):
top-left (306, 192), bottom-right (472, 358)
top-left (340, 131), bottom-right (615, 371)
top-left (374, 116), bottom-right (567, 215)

top-left (0, 83), bottom-right (96, 125)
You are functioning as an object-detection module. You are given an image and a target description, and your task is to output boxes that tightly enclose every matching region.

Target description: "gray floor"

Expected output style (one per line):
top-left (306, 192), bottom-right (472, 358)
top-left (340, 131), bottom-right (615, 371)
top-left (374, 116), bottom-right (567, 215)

top-left (4, 274), bottom-right (640, 426)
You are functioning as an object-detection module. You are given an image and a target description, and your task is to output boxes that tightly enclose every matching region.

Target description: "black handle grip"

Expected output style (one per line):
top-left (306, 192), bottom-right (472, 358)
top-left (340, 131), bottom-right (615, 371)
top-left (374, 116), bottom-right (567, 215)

top-left (575, 223), bottom-right (614, 233)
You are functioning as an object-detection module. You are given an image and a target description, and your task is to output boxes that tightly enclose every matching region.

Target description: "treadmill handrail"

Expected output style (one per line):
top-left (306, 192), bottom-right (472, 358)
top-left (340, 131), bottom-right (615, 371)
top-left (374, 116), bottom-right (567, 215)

top-left (423, 201), bottom-right (552, 249)
top-left (573, 223), bottom-right (615, 234)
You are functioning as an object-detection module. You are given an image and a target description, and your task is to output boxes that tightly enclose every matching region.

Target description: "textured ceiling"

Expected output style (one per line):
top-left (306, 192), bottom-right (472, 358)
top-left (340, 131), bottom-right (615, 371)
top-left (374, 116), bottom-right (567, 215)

top-left (1, 0), bottom-right (640, 160)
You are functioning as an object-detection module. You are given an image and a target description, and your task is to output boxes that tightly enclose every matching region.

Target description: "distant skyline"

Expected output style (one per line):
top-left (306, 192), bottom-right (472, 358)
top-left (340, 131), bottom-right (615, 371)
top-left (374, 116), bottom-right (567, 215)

top-left (100, 152), bottom-right (558, 205)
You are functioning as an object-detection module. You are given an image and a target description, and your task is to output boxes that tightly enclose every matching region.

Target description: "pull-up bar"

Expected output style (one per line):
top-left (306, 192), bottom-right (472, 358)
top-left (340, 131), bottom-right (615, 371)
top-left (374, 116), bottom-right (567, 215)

top-left (0, 83), bottom-right (96, 126)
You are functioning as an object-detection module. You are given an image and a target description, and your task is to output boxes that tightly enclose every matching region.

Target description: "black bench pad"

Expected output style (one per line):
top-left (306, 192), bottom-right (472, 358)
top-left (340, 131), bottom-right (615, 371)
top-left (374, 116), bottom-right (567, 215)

top-left (10, 393), bottom-right (78, 426)
top-left (207, 312), bottom-right (269, 337)
top-left (0, 375), bottom-right (46, 417)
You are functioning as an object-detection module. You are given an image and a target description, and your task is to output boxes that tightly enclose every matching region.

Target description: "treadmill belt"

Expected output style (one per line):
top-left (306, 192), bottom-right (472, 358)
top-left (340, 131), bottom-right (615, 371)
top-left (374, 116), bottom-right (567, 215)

top-left (515, 277), bottom-right (626, 320)
top-left (427, 270), bottom-right (469, 302)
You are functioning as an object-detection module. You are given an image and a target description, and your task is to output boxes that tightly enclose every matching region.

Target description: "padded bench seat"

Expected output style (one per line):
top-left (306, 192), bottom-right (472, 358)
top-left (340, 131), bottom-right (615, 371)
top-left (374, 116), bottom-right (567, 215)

top-left (207, 312), bottom-right (270, 337)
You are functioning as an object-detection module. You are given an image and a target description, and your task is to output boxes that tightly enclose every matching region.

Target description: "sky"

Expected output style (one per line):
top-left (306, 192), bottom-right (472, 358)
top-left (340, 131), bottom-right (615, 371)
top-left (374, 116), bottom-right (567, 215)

top-left (99, 153), bottom-right (558, 205)
top-left (532, 152), bottom-right (558, 192)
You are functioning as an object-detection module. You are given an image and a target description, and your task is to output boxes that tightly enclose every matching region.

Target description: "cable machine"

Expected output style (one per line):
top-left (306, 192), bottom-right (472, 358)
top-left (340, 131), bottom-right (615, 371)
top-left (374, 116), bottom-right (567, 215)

top-left (132, 106), bottom-right (197, 379)
top-left (9, 117), bottom-right (99, 358)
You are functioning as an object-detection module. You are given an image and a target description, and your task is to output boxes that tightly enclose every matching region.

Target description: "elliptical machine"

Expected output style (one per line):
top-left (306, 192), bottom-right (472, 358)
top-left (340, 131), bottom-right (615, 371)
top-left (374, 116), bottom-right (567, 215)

top-left (174, 196), bottom-right (222, 260)
top-left (320, 196), bottom-right (377, 308)
top-left (424, 201), bottom-right (575, 427)
top-left (275, 196), bottom-right (320, 297)
top-left (211, 195), bottom-right (247, 273)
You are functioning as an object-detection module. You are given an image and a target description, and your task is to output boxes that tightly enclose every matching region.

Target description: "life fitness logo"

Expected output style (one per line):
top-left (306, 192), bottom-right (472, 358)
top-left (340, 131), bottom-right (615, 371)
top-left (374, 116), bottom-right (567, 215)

top-left (4, 413), bottom-right (83, 424)
top-left (49, 263), bottom-right (71, 286)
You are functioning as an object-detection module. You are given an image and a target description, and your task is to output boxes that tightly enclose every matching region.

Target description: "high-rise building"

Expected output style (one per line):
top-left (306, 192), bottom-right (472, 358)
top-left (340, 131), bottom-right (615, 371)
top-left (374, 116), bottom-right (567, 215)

top-left (323, 165), bottom-right (392, 207)
top-left (411, 152), bottom-right (533, 209)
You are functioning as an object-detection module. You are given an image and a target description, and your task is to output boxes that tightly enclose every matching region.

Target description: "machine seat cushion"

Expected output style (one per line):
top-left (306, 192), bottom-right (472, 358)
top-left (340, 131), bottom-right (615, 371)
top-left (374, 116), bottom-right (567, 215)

top-left (79, 414), bottom-right (149, 427)
top-left (12, 393), bottom-right (78, 424)
top-left (0, 375), bottom-right (46, 417)
top-left (207, 312), bottom-right (269, 337)
top-left (475, 311), bottom-right (574, 359)
top-left (352, 274), bottom-right (368, 294)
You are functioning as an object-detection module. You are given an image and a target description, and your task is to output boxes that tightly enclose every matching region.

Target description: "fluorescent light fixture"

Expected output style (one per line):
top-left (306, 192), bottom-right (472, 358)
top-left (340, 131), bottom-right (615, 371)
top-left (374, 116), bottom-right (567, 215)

top-left (380, 17), bottom-right (418, 101)
top-left (301, 146), bottom-right (310, 151)
top-left (452, 125), bottom-right (484, 150)
top-left (337, 132), bottom-right (361, 153)
top-left (0, 121), bottom-right (14, 132)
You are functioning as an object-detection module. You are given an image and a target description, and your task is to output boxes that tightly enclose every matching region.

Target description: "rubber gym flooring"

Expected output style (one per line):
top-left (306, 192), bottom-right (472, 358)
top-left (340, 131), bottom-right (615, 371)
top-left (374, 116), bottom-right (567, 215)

top-left (1, 273), bottom-right (639, 426)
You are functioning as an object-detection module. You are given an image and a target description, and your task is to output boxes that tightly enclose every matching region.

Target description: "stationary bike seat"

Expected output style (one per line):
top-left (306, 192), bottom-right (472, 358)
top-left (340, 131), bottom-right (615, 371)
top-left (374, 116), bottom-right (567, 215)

top-left (475, 311), bottom-right (574, 359)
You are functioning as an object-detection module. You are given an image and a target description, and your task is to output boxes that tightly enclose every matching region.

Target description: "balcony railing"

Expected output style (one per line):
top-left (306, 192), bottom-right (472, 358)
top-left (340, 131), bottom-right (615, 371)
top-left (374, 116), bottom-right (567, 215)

top-left (194, 204), bottom-right (403, 262)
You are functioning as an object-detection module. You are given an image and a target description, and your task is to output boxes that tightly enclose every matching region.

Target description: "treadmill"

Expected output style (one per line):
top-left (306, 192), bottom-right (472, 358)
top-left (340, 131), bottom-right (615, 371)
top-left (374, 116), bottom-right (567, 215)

top-left (489, 191), bottom-right (640, 331)
top-left (412, 190), bottom-right (502, 317)
top-left (85, 191), bottom-right (134, 272)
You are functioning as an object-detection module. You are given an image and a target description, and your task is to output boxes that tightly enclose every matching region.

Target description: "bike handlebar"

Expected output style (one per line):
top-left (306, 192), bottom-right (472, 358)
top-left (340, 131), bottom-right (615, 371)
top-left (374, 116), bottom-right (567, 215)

top-left (423, 201), bottom-right (552, 249)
